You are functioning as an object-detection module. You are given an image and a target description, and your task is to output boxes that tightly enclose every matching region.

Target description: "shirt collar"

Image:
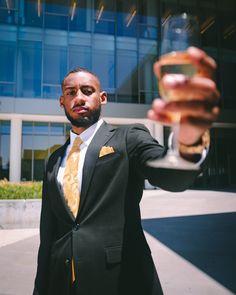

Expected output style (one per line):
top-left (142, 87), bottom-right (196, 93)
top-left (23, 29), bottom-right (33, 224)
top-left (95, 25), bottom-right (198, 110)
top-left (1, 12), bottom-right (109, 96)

top-left (69, 119), bottom-right (104, 147)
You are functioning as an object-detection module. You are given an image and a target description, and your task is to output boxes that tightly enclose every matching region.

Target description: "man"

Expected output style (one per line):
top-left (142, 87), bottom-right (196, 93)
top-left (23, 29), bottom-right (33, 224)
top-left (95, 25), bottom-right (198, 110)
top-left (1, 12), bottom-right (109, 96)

top-left (33, 47), bottom-right (219, 295)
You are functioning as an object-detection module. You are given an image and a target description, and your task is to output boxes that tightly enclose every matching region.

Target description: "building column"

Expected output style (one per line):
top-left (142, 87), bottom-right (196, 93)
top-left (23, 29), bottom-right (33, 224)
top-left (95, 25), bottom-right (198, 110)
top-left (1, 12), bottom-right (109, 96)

top-left (154, 123), bottom-right (164, 145)
top-left (145, 120), bottom-right (164, 145)
top-left (10, 117), bottom-right (22, 182)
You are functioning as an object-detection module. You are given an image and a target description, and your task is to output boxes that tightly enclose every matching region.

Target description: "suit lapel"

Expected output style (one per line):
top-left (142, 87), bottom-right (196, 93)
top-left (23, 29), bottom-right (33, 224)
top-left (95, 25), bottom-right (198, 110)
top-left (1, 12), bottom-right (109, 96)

top-left (78, 122), bottom-right (115, 215)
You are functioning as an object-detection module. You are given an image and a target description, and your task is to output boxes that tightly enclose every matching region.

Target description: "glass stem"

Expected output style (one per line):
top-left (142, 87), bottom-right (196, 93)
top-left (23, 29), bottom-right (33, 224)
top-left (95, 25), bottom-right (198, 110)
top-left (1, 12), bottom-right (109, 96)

top-left (170, 113), bottom-right (181, 156)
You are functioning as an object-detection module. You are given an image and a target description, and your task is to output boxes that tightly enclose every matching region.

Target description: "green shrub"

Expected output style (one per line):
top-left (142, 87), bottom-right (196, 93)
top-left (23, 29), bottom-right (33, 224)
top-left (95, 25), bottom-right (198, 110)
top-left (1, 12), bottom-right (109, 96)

top-left (0, 179), bottom-right (42, 200)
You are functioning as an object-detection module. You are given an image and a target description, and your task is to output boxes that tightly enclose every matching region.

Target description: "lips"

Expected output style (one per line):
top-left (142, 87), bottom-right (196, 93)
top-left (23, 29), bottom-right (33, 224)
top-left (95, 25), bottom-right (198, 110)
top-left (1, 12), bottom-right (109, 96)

top-left (72, 106), bottom-right (89, 114)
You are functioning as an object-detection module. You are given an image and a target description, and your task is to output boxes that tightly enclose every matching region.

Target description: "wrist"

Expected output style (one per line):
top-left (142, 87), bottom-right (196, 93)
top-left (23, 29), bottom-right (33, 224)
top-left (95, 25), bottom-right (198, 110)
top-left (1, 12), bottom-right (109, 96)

top-left (178, 130), bottom-right (210, 155)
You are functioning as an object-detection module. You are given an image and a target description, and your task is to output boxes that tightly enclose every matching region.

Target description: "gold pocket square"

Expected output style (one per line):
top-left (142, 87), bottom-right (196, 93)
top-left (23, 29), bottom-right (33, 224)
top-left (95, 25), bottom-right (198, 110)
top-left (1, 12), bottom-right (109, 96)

top-left (99, 146), bottom-right (115, 157)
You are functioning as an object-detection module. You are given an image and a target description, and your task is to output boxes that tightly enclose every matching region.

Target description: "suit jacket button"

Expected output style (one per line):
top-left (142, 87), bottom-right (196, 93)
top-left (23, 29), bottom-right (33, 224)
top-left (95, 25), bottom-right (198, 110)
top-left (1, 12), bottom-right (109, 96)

top-left (73, 223), bottom-right (80, 231)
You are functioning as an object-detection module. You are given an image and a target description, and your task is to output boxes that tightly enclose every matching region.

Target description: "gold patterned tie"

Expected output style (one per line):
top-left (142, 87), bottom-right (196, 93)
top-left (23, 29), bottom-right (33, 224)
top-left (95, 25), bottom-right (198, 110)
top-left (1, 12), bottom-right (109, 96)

top-left (63, 137), bottom-right (83, 218)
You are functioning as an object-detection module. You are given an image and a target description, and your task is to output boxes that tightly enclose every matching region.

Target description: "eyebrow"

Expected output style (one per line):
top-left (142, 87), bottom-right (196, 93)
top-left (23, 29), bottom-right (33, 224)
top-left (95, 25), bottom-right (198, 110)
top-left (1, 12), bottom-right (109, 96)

top-left (64, 84), bottom-right (94, 89)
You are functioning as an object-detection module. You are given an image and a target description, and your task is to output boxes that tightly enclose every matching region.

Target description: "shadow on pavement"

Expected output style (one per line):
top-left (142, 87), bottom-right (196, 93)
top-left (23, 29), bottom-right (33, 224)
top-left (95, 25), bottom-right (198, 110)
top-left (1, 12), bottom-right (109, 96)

top-left (142, 212), bottom-right (236, 293)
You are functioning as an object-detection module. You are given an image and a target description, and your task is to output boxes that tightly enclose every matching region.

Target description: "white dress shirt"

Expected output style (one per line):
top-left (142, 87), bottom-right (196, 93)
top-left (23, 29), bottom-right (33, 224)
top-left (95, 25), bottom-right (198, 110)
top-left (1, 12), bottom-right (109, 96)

top-left (57, 119), bottom-right (104, 192)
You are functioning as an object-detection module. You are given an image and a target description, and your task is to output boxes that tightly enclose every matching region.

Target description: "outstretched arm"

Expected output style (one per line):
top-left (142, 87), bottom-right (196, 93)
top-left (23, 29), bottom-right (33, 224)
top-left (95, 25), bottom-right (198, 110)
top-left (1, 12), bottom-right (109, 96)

top-left (147, 47), bottom-right (220, 160)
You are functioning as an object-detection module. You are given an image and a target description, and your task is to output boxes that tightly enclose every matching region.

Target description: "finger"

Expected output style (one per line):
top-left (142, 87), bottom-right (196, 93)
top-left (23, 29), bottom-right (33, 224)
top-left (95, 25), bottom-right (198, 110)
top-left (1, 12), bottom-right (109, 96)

top-left (147, 108), bottom-right (175, 125)
top-left (187, 47), bottom-right (217, 78)
top-left (164, 101), bottom-right (220, 118)
top-left (151, 98), bottom-right (166, 111)
top-left (162, 74), bottom-right (220, 103)
top-left (153, 61), bottom-right (161, 79)
top-left (180, 115), bottom-right (218, 130)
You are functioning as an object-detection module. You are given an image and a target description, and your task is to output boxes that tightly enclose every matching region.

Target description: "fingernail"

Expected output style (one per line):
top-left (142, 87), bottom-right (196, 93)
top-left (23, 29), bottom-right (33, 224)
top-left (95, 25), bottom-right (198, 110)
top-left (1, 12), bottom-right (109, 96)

top-left (163, 74), bottom-right (187, 87)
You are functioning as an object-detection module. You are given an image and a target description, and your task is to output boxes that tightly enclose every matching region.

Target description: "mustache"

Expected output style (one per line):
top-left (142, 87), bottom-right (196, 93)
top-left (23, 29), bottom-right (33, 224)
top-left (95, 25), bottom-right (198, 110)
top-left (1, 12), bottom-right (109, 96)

top-left (72, 105), bottom-right (89, 111)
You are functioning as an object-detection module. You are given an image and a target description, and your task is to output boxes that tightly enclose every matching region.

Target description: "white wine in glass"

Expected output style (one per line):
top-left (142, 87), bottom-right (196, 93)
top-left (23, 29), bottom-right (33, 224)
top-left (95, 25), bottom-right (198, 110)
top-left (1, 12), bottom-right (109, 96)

top-left (149, 13), bottom-right (202, 170)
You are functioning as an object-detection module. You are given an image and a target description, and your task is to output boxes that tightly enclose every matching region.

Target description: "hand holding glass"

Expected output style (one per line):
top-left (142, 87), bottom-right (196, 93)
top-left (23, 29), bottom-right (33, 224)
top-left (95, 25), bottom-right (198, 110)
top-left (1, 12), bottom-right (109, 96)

top-left (149, 13), bottom-right (202, 170)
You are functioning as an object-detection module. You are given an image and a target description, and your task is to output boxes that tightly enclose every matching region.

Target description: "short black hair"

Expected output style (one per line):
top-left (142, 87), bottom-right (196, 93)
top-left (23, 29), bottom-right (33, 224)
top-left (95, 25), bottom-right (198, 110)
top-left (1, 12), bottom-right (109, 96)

top-left (61, 67), bottom-right (100, 90)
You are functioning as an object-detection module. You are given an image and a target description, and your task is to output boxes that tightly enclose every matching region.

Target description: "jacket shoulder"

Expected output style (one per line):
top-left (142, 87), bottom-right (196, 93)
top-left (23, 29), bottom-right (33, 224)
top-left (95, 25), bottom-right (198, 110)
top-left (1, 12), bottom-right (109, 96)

top-left (115, 123), bottom-right (150, 133)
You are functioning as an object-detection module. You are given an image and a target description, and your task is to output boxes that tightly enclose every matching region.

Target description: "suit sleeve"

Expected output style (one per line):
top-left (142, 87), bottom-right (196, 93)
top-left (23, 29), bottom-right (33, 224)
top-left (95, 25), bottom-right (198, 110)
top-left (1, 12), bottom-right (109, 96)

top-left (33, 172), bottom-right (56, 295)
top-left (126, 124), bottom-right (203, 192)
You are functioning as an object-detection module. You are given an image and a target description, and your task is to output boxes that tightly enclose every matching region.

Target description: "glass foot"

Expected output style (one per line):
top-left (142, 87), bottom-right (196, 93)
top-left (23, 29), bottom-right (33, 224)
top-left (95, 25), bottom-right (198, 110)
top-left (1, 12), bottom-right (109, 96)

top-left (147, 152), bottom-right (199, 171)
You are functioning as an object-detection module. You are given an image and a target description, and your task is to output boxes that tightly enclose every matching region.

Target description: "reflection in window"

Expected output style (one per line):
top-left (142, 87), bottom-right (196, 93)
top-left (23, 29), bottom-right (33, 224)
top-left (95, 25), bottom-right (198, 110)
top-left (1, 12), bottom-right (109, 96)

top-left (0, 41), bottom-right (16, 82)
top-left (69, 45), bottom-right (91, 72)
top-left (19, 0), bottom-right (43, 27)
top-left (139, 0), bottom-right (158, 26)
top-left (43, 85), bottom-right (62, 100)
top-left (17, 40), bottom-right (42, 98)
top-left (68, 0), bottom-right (92, 31)
top-left (92, 34), bottom-right (115, 93)
top-left (43, 30), bottom-right (67, 98)
top-left (199, 0), bottom-right (217, 48)
top-left (45, 13), bottom-right (69, 30)
top-left (139, 39), bottom-right (158, 103)
top-left (0, 121), bottom-right (10, 180)
top-left (117, 1), bottom-right (137, 37)
top-left (0, 24), bottom-right (17, 96)
top-left (94, 18), bottom-right (115, 35)
top-left (0, 8), bottom-right (18, 25)
top-left (21, 121), bottom-right (70, 181)
top-left (94, 0), bottom-right (115, 21)
top-left (117, 48), bottom-right (138, 103)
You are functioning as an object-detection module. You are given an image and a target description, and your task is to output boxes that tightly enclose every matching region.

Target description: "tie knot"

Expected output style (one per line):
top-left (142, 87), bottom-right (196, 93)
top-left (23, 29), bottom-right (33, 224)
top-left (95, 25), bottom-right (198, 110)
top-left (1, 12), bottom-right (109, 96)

top-left (71, 137), bottom-right (83, 152)
top-left (73, 137), bottom-right (83, 146)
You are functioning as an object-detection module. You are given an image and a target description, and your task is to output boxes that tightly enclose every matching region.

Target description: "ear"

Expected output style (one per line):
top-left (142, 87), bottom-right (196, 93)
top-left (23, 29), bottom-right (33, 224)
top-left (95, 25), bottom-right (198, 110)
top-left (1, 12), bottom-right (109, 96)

top-left (100, 91), bottom-right (107, 105)
top-left (59, 96), bottom-right (64, 108)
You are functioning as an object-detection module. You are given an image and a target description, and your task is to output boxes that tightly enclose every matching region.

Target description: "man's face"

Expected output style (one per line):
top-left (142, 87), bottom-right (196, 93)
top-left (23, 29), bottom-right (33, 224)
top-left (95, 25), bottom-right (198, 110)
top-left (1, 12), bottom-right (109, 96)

top-left (60, 71), bottom-right (107, 130)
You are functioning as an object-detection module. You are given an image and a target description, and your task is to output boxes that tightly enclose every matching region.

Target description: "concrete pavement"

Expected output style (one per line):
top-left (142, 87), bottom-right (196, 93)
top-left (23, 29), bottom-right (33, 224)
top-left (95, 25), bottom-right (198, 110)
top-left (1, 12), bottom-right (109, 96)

top-left (0, 189), bottom-right (235, 295)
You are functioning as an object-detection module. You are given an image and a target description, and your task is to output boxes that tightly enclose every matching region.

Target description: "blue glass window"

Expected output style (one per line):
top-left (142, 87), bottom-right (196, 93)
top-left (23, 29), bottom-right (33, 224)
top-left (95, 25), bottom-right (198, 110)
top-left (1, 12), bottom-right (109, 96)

top-left (0, 40), bottom-right (16, 82)
top-left (117, 11), bottom-right (137, 37)
top-left (139, 39), bottom-right (158, 103)
top-left (43, 30), bottom-right (67, 85)
top-left (139, 1), bottom-right (158, 26)
top-left (0, 0), bottom-right (18, 25)
top-left (17, 40), bottom-right (42, 98)
top-left (69, 45), bottom-right (91, 72)
top-left (92, 35), bottom-right (115, 92)
top-left (45, 1), bottom-right (69, 15)
top-left (44, 13), bottom-right (69, 30)
top-left (116, 47), bottom-right (138, 103)
top-left (138, 24), bottom-right (158, 40)
top-left (94, 19), bottom-right (115, 35)
top-left (19, 0), bottom-right (43, 27)
top-left (0, 9), bottom-right (18, 25)
top-left (43, 30), bottom-right (67, 98)
top-left (69, 6), bottom-right (92, 32)
top-left (43, 85), bottom-right (62, 100)
top-left (0, 33), bottom-right (16, 96)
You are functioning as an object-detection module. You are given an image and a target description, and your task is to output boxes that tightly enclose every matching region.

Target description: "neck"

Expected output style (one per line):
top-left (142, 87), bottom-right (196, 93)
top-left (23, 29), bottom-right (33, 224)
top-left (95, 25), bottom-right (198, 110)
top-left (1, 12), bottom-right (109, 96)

top-left (71, 126), bottom-right (88, 135)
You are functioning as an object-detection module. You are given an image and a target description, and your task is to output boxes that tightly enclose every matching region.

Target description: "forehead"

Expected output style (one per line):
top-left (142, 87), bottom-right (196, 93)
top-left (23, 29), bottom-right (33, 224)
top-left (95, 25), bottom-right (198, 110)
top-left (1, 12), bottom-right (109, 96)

top-left (63, 71), bottom-right (100, 89)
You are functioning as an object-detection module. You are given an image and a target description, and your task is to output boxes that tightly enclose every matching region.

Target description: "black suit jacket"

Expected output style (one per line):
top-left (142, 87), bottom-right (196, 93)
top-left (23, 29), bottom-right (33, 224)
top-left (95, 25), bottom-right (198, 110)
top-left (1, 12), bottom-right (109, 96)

top-left (33, 122), bottom-right (200, 295)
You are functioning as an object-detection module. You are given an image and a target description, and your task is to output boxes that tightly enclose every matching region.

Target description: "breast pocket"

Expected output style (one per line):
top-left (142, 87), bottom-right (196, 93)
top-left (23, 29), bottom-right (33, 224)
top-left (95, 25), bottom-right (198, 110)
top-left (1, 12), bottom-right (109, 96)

top-left (98, 151), bottom-right (122, 163)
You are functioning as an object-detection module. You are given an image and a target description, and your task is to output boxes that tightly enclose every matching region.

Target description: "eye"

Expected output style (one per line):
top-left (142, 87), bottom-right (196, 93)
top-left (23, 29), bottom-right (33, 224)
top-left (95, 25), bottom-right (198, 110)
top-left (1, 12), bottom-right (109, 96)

top-left (64, 88), bottom-right (77, 97)
top-left (81, 86), bottom-right (94, 96)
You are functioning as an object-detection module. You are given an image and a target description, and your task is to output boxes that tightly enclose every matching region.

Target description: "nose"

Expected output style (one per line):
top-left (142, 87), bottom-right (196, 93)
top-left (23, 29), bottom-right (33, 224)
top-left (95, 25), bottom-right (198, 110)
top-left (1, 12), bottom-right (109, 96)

top-left (74, 89), bottom-right (85, 104)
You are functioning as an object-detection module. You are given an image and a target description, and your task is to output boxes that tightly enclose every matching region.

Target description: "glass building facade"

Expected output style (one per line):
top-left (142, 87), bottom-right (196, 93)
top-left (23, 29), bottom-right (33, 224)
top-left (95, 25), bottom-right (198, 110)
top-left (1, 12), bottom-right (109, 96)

top-left (0, 0), bottom-right (236, 189)
top-left (0, 0), bottom-right (159, 103)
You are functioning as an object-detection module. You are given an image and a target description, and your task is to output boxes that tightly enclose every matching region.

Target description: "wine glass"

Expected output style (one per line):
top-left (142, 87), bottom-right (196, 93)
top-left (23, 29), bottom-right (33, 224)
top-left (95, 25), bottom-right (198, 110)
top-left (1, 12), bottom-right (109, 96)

top-left (148, 13), bottom-right (201, 170)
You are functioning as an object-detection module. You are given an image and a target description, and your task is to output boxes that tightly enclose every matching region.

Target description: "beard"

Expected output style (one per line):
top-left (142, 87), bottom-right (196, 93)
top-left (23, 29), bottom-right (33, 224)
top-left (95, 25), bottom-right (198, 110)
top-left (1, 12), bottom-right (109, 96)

top-left (64, 105), bottom-right (101, 128)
